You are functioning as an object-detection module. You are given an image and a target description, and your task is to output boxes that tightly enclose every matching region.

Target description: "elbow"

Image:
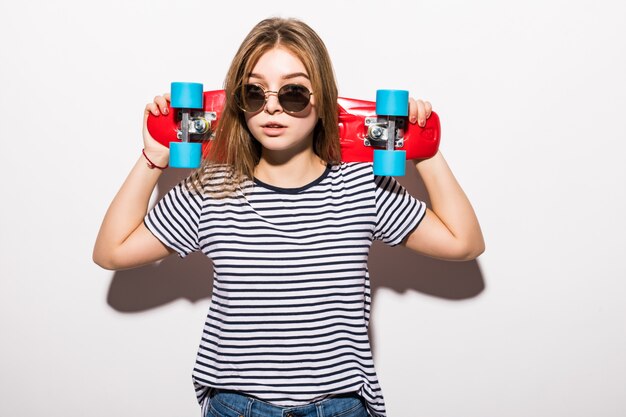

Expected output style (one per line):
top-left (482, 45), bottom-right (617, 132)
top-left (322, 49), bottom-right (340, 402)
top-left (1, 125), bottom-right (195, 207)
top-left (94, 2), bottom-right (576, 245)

top-left (459, 239), bottom-right (485, 261)
top-left (92, 252), bottom-right (115, 270)
top-left (92, 247), bottom-right (121, 270)
top-left (462, 247), bottom-right (484, 261)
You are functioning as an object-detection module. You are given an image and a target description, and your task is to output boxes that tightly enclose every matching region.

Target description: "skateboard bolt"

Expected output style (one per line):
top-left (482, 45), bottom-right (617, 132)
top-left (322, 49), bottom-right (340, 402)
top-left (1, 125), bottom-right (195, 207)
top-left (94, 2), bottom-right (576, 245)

top-left (193, 120), bottom-right (207, 132)
top-left (370, 126), bottom-right (384, 139)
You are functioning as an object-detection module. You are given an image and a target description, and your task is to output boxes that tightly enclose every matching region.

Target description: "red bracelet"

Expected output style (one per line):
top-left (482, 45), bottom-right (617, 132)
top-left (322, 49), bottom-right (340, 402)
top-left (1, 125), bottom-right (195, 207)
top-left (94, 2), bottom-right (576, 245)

top-left (142, 149), bottom-right (168, 170)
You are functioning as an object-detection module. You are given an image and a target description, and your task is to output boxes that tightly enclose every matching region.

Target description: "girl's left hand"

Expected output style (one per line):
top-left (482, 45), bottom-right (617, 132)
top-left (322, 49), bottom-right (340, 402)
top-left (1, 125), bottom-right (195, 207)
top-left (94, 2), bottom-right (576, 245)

top-left (408, 98), bottom-right (433, 127)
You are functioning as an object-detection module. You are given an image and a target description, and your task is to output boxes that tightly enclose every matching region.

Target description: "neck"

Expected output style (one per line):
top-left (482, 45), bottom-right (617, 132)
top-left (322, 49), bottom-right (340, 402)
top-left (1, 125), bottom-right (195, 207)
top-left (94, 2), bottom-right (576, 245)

top-left (255, 148), bottom-right (327, 189)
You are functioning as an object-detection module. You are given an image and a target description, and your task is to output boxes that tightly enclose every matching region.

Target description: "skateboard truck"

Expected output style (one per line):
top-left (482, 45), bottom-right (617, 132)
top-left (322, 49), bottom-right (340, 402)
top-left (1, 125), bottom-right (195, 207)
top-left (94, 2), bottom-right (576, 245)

top-left (169, 82), bottom-right (205, 168)
top-left (370, 90), bottom-right (409, 176)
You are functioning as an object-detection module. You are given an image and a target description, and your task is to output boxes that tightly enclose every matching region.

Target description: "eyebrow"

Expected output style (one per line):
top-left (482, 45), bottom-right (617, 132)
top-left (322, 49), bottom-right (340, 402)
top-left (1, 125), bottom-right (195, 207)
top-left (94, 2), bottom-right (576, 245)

top-left (248, 72), bottom-right (310, 80)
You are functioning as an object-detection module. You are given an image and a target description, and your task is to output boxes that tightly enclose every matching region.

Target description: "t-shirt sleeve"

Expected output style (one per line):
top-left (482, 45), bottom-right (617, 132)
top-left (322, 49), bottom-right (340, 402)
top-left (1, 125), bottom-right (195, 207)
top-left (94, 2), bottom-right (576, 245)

top-left (144, 179), bottom-right (203, 258)
top-left (373, 175), bottom-right (427, 246)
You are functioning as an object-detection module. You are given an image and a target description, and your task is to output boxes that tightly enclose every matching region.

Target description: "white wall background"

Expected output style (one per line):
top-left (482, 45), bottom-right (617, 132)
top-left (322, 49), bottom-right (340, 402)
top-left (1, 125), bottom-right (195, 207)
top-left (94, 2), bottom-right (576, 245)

top-left (1, 0), bottom-right (625, 416)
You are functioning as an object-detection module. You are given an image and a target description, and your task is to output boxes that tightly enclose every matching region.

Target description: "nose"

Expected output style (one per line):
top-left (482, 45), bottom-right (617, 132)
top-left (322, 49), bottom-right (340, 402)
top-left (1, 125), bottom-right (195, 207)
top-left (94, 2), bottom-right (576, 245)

top-left (263, 90), bottom-right (283, 114)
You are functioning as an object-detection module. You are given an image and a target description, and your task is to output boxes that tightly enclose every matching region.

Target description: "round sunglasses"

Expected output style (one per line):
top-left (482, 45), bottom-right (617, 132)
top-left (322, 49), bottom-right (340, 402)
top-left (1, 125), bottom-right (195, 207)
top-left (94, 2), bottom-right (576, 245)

top-left (235, 83), bottom-right (313, 114)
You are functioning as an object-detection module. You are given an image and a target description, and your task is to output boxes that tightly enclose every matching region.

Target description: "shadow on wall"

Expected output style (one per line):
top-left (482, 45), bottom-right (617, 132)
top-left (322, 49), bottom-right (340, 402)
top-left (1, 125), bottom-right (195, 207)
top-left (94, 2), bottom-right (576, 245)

top-left (369, 161), bottom-right (485, 300)
top-left (108, 168), bottom-right (214, 312)
top-left (107, 161), bottom-right (484, 314)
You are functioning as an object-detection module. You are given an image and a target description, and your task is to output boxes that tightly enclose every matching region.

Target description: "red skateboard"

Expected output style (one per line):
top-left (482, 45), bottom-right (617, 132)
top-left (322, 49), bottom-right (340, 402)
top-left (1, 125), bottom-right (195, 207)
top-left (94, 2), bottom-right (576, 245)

top-left (147, 86), bottom-right (440, 175)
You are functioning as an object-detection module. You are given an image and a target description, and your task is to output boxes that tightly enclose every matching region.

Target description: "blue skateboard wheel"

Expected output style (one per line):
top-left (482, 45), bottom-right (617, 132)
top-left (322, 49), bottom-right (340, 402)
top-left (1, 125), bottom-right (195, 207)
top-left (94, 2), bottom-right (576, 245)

top-left (375, 90), bottom-right (409, 117)
top-left (171, 82), bottom-right (204, 109)
top-left (170, 142), bottom-right (202, 168)
top-left (373, 149), bottom-right (406, 176)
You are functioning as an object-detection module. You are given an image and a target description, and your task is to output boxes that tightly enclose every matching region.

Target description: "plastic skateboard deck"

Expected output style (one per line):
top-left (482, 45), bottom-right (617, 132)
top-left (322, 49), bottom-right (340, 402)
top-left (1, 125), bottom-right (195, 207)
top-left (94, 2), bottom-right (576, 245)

top-left (146, 89), bottom-right (440, 171)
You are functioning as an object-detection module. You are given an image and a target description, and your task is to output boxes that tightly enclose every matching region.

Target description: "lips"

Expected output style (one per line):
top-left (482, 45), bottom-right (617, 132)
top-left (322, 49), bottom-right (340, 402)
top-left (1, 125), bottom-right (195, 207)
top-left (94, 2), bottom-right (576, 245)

top-left (261, 121), bottom-right (287, 136)
top-left (263, 122), bottom-right (286, 128)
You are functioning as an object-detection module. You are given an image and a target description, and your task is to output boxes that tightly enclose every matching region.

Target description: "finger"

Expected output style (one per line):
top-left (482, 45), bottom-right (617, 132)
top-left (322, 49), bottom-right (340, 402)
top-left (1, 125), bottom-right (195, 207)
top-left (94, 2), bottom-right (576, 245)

top-left (408, 98), bottom-right (418, 124)
top-left (424, 101), bottom-right (432, 119)
top-left (145, 102), bottom-right (160, 117)
top-left (415, 99), bottom-right (426, 127)
top-left (154, 95), bottom-right (169, 115)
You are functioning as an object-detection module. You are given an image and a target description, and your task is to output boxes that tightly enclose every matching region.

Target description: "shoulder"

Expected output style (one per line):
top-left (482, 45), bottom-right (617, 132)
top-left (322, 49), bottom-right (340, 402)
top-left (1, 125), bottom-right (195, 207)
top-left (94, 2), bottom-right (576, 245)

top-left (190, 163), bottom-right (253, 198)
top-left (328, 162), bottom-right (374, 181)
top-left (319, 162), bottom-right (378, 198)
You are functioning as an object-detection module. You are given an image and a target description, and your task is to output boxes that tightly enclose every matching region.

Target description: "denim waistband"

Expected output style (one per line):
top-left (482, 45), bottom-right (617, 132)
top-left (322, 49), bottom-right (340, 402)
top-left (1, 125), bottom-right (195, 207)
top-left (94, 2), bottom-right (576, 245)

top-left (207, 389), bottom-right (366, 417)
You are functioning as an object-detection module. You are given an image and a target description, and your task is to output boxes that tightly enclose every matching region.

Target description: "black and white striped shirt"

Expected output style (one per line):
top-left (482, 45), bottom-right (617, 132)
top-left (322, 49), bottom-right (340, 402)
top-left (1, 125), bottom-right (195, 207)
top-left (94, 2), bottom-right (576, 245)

top-left (145, 162), bottom-right (426, 417)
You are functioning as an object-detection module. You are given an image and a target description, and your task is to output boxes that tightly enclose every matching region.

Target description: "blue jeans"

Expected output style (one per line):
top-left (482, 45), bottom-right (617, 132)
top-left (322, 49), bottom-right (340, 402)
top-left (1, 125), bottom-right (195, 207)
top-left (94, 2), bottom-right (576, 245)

top-left (206, 390), bottom-right (368, 417)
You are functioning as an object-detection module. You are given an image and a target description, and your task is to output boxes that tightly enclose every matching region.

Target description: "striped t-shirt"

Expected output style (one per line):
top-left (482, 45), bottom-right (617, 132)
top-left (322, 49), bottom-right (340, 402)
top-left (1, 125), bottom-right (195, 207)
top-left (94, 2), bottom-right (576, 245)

top-left (145, 162), bottom-right (426, 417)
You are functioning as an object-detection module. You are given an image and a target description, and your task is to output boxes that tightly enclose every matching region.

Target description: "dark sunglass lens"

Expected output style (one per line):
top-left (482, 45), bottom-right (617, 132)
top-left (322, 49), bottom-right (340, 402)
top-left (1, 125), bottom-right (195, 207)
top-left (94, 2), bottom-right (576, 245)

top-left (279, 85), bottom-right (310, 112)
top-left (242, 84), bottom-right (266, 112)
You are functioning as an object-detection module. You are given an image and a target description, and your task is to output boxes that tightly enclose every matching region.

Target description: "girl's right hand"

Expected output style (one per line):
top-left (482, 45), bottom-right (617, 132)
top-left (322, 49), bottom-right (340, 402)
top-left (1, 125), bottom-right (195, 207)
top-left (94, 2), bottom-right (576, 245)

top-left (142, 93), bottom-right (171, 166)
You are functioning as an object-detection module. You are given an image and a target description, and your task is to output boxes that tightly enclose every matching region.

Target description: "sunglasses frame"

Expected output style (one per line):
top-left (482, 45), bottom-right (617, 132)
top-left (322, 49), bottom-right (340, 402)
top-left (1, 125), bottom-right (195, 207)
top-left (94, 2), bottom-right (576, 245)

top-left (235, 83), bottom-right (314, 114)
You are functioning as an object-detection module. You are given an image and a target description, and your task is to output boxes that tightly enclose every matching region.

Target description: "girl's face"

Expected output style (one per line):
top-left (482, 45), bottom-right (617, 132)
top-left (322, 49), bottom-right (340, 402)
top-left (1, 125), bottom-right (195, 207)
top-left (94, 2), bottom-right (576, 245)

top-left (243, 47), bottom-right (318, 157)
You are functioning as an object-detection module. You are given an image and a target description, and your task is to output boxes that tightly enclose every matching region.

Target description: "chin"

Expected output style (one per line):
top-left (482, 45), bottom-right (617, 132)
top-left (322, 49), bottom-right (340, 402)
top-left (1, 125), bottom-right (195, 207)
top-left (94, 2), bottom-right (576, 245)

top-left (261, 144), bottom-right (299, 153)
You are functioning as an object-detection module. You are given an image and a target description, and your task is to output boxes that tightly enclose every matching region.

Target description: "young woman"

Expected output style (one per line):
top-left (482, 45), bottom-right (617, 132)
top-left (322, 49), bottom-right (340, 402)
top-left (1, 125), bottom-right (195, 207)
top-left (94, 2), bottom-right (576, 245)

top-left (94, 17), bottom-right (484, 417)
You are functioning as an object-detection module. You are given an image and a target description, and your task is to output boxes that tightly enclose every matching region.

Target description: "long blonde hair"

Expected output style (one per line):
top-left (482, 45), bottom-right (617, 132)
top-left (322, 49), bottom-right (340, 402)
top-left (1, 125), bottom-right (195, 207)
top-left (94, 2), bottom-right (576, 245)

top-left (189, 18), bottom-right (340, 193)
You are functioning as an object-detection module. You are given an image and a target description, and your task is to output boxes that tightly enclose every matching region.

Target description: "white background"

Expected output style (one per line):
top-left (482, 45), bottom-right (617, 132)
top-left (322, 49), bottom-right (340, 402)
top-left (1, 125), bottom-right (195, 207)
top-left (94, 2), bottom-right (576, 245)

top-left (1, 0), bottom-right (625, 416)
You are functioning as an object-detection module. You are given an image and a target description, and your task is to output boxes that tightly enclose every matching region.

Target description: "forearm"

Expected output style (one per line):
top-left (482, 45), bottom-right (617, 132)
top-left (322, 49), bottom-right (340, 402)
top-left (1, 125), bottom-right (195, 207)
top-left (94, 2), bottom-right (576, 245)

top-left (415, 151), bottom-right (485, 258)
top-left (93, 153), bottom-right (166, 265)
